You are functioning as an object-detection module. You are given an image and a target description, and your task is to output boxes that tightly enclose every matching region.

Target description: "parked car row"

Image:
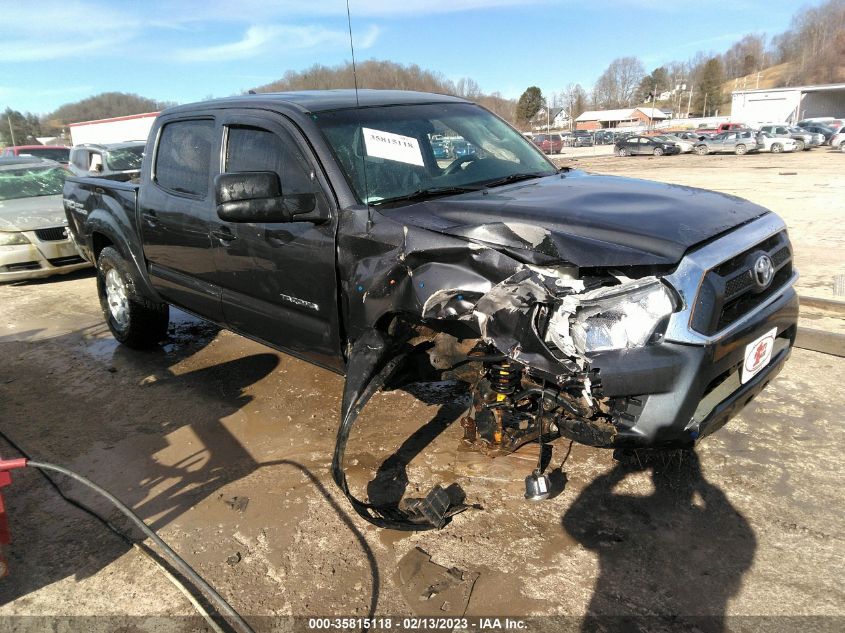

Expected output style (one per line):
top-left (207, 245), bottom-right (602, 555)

top-left (614, 122), bottom-right (844, 158)
top-left (0, 138), bottom-right (148, 283)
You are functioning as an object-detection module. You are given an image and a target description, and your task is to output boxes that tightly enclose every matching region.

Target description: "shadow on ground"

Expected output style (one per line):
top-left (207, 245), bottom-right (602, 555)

top-left (562, 451), bottom-right (756, 633)
top-left (0, 317), bottom-right (380, 621)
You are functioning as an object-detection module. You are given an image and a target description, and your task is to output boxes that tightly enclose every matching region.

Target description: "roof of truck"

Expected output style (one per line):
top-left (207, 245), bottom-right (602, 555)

top-left (162, 89), bottom-right (469, 116)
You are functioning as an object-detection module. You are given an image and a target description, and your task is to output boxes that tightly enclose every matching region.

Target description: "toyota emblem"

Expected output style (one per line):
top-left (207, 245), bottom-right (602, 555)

top-left (753, 254), bottom-right (774, 289)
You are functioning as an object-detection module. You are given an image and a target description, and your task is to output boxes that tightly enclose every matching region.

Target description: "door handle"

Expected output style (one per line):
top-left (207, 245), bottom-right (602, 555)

top-left (211, 228), bottom-right (237, 244)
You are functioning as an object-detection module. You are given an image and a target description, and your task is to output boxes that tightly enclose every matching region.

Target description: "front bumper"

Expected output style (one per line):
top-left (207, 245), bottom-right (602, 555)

top-left (589, 286), bottom-right (798, 448)
top-left (0, 230), bottom-right (92, 283)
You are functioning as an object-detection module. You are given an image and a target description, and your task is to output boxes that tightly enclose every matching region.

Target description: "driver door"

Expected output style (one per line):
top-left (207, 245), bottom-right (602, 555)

top-left (211, 112), bottom-right (343, 371)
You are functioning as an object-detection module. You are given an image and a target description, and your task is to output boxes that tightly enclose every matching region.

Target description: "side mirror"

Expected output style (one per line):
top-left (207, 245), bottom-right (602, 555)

top-left (215, 172), bottom-right (325, 224)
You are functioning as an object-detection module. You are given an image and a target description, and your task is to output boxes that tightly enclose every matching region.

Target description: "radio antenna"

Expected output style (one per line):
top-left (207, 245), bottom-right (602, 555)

top-left (345, 0), bottom-right (372, 226)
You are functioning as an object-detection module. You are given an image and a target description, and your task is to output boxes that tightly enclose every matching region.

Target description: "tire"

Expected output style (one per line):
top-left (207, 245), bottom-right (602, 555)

top-left (695, 145), bottom-right (708, 156)
top-left (617, 147), bottom-right (628, 157)
top-left (734, 144), bottom-right (747, 155)
top-left (795, 139), bottom-right (806, 151)
top-left (96, 247), bottom-right (169, 349)
top-left (771, 143), bottom-right (783, 153)
top-left (653, 147), bottom-right (664, 156)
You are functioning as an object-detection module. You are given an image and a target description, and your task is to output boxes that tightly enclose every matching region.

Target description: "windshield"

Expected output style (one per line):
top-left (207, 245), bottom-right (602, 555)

top-left (313, 102), bottom-right (556, 205)
top-left (0, 166), bottom-right (66, 201)
top-left (106, 146), bottom-right (144, 171)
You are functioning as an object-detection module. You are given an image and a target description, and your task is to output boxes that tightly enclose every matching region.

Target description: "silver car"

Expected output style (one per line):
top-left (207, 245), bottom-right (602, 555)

top-left (0, 158), bottom-right (91, 282)
top-left (694, 130), bottom-right (759, 155)
top-left (758, 124), bottom-right (814, 151)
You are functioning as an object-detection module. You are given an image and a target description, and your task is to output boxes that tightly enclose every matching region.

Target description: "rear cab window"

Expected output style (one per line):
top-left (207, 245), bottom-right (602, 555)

top-left (154, 119), bottom-right (214, 197)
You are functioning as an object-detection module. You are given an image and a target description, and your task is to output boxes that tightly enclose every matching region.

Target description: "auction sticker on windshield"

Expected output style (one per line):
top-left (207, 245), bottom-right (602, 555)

top-left (362, 128), bottom-right (424, 166)
top-left (742, 327), bottom-right (777, 384)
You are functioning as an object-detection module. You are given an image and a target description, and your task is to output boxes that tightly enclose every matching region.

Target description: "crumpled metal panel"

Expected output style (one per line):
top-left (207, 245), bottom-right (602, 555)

top-left (379, 171), bottom-right (771, 267)
top-left (337, 206), bottom-right (524, 343)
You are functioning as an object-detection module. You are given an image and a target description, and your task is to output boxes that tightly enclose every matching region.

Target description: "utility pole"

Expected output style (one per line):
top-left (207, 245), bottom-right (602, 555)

top-left (6, 114), bottom-right (16, 146)
top-left (686, 89), bottom-right (693, 118)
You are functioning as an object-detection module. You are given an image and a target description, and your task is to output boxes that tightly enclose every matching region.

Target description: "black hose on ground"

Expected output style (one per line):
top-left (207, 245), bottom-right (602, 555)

top-left (0, 429), bottom-right (254, 633)
top-left (26, 461), bottom-right (255, 633)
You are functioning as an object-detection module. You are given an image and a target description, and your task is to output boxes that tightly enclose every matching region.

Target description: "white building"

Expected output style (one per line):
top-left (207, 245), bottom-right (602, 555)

top-left (68, 112), bottom-right (159, 146)
top-left (531, 107), bottom-right (569, 130)
top-left (730, 83), bottom-right (845, 126)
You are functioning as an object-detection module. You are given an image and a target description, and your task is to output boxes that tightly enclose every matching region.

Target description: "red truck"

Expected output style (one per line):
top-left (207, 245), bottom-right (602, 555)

top-left (694, 122), bottom-right (749, 137)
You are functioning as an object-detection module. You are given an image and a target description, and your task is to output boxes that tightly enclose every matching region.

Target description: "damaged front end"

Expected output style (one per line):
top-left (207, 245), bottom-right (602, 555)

top-left (335, 208), bottom-right (798, 529)
top-left (459, 268), bottom-right (678, 455)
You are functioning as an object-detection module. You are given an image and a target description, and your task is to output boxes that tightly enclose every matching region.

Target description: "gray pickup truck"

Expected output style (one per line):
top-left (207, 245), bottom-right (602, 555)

top-left (64, 90), bottom-right (798, 528)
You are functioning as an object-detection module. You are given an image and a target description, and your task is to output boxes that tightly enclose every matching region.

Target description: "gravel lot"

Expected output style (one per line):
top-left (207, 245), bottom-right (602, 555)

top-left (0, 149), bottom-right (843, 632)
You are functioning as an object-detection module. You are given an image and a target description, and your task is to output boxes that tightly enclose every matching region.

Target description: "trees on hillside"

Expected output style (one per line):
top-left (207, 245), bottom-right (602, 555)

top-left (772, 0), bottom-right (845, 83)
top-left (0, 108), bottom-right (42, 145)
top-left (694, 58), bottom-right (725, 116)
top-left (40, 92), bottom-right (170, 135)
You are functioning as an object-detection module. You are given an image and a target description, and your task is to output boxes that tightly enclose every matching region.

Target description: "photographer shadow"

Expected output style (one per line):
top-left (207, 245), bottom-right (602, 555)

top-left (562, 451), bottom-right (756, 633)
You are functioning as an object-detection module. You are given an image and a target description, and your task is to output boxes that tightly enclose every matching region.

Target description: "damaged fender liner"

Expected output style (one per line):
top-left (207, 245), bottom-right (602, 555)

top-left (333, 329), bottom-right (470, 530)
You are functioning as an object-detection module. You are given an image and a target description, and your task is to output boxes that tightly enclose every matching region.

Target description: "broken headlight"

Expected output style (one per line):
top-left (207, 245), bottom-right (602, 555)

top-left (548, 278), bottom-right (676, 354)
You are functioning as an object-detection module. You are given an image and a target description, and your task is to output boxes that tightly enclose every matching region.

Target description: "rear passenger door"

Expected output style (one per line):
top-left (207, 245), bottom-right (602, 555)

top-left (140, 115), bottom-right (223, 321)
top-left (211, 112), bottom-right (343, 370)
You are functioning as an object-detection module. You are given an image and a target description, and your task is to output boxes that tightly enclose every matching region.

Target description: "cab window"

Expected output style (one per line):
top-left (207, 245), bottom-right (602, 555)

top-left (225, 126), bottom-right (314, 195)
top-left (155, 119), bottom-right (214, 197)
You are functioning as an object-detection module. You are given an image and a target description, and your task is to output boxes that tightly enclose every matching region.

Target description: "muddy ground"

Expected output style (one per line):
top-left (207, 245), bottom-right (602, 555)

top-left (0, 150), bottom-right (843, 632)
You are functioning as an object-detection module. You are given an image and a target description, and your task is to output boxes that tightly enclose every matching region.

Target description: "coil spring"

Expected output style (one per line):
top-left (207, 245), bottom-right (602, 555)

top-left (486, 360), bottom-right (522, 395)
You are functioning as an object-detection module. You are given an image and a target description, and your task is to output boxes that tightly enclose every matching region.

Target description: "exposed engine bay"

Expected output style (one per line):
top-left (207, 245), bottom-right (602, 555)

top-left (333, 265), bottom-right (682, 530)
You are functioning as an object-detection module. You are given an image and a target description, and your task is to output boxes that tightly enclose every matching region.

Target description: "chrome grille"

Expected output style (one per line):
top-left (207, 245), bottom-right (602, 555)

top-left (691, 230), bottom-right (793, 335)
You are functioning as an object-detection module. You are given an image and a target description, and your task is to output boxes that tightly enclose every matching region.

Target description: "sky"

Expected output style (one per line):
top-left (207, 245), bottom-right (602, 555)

top-left (0, 0), bottom-right (806, 115)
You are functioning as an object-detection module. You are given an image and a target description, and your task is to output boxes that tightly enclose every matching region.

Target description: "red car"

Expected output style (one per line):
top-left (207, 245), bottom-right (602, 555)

top-left (532, 133), bottom-right (563, 154)
top-left (0, 145), bottom-right (70, 163)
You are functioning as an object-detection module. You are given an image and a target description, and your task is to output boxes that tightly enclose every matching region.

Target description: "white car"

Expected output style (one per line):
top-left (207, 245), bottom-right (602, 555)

top-left (829, 126), bottom-right (845, 149)
top-left (654, 134), bottom-right (694, 153)
top-left (0, 157), bottom-right (91, 282)
top-left (756, 132), bottom-right (797, 153)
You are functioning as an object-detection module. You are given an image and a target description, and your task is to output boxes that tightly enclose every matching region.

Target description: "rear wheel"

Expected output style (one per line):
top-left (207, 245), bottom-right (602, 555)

top-left (734, 144), bottom-right (747, 155)
top-left (695, 145), bottom-right (708, 156)
top-left (97, 247), bottom-right (169, 349)
top-left (653, 147), bottom-right (664, 156)
top-left (771, 143), bottom-right (783, 153)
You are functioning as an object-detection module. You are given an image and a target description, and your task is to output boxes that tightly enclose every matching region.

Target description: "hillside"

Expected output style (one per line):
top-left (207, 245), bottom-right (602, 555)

top-left (721, 62), bottom-right (799, 94)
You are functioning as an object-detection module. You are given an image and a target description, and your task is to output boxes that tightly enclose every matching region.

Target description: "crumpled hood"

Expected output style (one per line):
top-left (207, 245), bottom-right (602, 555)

top-left (387, 170), bottom-right (769, 267)
top-left (0, 195), bottom-right (66, 231)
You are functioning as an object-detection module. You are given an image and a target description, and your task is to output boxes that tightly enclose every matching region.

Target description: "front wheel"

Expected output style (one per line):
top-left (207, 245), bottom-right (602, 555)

top-left (97, 247), bottom-right (169, 349)
top-left (695, 145), bottom-right (708, 156)
top-left (771, 143), bottom-right (783, 153)
top-left (795, 139), bottom-right (806, 151)
top-left (653, 147), bottom-right (664, 156)
top-left (734, 144), bottom-right (747, 155)
top-left (617, 147), bottom-right (628, 157)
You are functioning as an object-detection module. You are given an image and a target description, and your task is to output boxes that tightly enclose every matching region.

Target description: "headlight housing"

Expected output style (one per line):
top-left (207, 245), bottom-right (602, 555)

top-left (548, 278), bottom-right (677, 355)
top-left (0, 231), bottom-right (30, 246)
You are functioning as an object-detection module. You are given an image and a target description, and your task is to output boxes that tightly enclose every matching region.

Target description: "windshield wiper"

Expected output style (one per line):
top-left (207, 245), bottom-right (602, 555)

top-left (371, 186), bottom-right (480, 206)
top-left (478, 172), bottom-right (548, 189)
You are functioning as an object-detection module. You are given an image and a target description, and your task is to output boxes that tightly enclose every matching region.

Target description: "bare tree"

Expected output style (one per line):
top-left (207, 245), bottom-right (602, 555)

top-left (593, 57), bottom-right (645, 108)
